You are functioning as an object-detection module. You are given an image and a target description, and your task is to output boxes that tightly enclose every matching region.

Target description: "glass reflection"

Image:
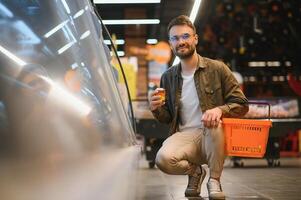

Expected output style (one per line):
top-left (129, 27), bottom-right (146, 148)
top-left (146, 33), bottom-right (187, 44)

top-left (0, 1), bottom-right (139, 199)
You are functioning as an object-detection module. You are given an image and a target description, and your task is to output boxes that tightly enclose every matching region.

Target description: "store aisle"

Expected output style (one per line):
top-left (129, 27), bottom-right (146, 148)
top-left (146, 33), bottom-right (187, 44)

top-left (136, 157), bottom-right (301, 200)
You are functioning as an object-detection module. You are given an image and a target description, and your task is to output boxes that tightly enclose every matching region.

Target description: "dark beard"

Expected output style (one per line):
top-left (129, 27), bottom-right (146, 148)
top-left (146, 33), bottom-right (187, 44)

top-left (174, 45), bottom-right (195, 59)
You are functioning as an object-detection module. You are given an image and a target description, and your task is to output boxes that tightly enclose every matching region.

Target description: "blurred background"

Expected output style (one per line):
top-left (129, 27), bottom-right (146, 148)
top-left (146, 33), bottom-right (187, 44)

top-left (95, 0), bottom-right (301, 167)
top-left (96, 0), bottom-right (301, 98)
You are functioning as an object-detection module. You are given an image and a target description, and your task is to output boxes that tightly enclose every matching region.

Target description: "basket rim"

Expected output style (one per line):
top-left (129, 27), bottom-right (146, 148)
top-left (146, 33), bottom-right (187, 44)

top-left (222, 118), bottom-right (272, 126)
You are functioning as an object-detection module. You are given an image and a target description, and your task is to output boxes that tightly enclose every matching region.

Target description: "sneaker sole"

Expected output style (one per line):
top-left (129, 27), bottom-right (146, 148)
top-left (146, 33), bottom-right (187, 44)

top-left (208, 197), bottom-right (225, 200)
top-left (207, 189), bottom-right (225, 200)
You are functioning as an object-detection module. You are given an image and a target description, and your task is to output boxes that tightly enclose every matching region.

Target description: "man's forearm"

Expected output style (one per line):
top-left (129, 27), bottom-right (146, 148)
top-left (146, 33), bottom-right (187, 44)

top-left (219, 102), bottom-right (249, 118)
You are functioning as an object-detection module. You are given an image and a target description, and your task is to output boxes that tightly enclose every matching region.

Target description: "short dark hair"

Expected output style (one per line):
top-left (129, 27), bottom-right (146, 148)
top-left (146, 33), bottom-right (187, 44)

top-left (167, 15), bottom-right (196, 34)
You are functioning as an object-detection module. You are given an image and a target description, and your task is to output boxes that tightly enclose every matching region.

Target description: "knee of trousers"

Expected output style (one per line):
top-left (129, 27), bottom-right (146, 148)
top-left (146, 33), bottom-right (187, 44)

top-left (155, 151), bottom-right (175, 174)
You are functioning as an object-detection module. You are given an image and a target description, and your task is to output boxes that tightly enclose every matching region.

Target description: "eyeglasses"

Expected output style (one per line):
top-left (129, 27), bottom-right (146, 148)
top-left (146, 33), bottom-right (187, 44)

top-left (169, 33), bottom-right (192, 42)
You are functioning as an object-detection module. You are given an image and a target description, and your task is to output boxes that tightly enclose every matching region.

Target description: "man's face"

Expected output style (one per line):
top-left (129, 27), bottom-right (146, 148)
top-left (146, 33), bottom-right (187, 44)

top-left (168, 25), bottom-right (198, 59)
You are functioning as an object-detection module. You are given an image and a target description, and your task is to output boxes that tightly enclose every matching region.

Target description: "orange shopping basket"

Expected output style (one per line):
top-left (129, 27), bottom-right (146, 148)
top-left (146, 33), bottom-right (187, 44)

top-left (222, 102), bottom-right (272, 158)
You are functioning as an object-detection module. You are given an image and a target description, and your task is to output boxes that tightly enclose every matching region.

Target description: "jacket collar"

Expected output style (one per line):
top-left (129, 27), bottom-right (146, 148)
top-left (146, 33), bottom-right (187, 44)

top-left (175, 54), bottom-right (206, 77)
top-left (197, 55), bottom-right (206, 69)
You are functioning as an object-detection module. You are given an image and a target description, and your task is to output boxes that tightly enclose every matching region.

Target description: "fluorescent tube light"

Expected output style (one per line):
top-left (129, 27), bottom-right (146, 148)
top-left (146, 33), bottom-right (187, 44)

top-left (248, 61), bottom-right (266, 67)
top-left (61, 0), bottom-right (71, 14)
top-left (189, 0), bottom-right (202, 23)
top-left (110, 51), bottom-right (125, 57)
top-left (104, 38), bottom-right (157, 45)
top-left (44, 20), bottom-right (69, 38)
top-left (0, 44), bottom-right (27, 66)
top-left (117, 51), bottom-right (125, 56)
top-left (58, 41), bottom-right (76, 54)
top-left (80, 30), bottom-right (91, 40)
top-left (104, 39), bottom-right (125, 45)
top-left (146, 39), bottom-right (158, 44)
top-left (102, 19), bottom-right (160, 25)
top-left (73, 9), bottom-right (85, 19)
top-left (94, 0), bottom-right (160, 4)
top-left (267, 61), bottom-right (280, 67)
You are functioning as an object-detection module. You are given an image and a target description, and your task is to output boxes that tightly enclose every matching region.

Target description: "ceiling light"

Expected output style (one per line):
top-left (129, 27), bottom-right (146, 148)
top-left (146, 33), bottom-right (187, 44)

top-left (102, 19), bottom-right (160, 25)
top-left (146, 39), bottom-right (158, 44)
top-left (80, 30), bottom-right (91, 40)
top-left (110, 51), bottom-right (125, 57)
top-left (73, 9), bottom-right (85, 19)
top-left (0, 44), bottom-right (27, 66)
top-left (94, 0), bottom-right (161, 4)
top-left (189, 0), bottom-right (202, 23)
top-left (267, 61), bottom-right (280, 67)
top-left (104, 39), bottom-right (158, 45)
top-left (44, 20), bottom-right (69, 38)
top-left (104, 39), bottom-right (125, 45)
top-left (61, 0), bottom-right (71, 14)
top-left (248, 61), bottom-right (266, 67)
top-left (57, 41), bottom-right (76, 54)
top-left (117, 51), bottom-right (125, 57)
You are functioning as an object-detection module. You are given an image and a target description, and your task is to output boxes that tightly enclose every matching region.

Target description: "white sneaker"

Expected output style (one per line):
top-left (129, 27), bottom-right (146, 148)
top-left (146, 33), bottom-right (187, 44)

top-left (207, 178), bottom-right (225, 199)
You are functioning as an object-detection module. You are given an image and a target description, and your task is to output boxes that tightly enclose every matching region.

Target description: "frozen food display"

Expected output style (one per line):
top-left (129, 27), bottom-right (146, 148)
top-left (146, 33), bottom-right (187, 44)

top-left (244, 99), bottom-right (299, 118)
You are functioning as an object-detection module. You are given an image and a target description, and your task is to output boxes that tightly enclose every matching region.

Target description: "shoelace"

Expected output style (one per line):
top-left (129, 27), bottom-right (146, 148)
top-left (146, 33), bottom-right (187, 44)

top-left (188, 172), bottom-right (202, 188)
top-left (188, 176), bottom-right (200, 188)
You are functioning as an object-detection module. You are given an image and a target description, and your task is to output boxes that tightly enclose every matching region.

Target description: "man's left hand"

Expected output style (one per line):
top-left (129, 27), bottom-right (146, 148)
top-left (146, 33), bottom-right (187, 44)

top-left (201, 107), bottom-right (222, 128)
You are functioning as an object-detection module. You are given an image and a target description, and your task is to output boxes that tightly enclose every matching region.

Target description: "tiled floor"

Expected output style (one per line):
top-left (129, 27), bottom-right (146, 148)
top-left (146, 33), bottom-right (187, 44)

top-left (137, 157), bottom-right (301, 200)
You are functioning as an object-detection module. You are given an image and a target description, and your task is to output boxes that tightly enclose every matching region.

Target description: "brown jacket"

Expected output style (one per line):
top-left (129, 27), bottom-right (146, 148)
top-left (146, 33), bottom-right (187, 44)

top-left (151, 55), bottom-right (249, 135)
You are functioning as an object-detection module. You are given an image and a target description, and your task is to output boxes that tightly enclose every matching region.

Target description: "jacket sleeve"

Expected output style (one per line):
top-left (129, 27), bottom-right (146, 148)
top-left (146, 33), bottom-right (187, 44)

top-left (218, 63), bottom-right (249, 118)
top-left (150, 73), bottom-right (173, 124)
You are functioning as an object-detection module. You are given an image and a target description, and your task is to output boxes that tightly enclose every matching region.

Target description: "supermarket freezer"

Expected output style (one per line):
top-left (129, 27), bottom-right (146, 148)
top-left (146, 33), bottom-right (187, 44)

top-left (0, 0), bottom-right (140, 199)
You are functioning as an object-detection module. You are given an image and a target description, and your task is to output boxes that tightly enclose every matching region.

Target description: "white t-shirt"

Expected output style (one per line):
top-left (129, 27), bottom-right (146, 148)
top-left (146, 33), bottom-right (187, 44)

top-left (179, 73), bottom-right (203, 132)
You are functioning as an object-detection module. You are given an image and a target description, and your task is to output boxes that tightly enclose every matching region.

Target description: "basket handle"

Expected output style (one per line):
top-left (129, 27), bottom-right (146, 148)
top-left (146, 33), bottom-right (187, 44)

top-left (247, 101), bottom-right (271, 120)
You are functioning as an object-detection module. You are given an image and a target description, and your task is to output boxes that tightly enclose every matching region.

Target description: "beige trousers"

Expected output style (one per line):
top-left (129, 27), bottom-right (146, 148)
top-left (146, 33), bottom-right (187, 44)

top-left (155, 125), bottom-right (225, 179)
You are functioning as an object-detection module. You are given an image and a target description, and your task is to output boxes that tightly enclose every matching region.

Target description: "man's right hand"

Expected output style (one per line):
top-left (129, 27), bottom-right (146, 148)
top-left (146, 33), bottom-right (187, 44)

top-left (149, 88), bottom-right (165, 111)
